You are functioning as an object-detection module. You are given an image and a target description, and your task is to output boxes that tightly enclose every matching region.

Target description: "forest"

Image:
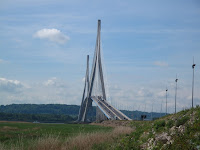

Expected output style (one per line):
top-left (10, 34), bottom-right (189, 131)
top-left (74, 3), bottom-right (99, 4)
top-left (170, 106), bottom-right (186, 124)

top-left (0, 104), bottom-right (165, 122)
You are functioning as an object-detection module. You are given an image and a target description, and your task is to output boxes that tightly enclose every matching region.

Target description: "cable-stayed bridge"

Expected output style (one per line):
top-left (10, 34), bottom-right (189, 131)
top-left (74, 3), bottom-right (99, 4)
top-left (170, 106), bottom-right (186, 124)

top-left (78, 20), bottom-right (131, 122)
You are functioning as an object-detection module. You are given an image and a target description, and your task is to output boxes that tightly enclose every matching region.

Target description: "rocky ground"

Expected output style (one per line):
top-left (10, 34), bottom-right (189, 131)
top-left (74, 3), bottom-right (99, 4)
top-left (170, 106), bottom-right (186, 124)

top-left (118, 106), bottom-right (200, 149)
top-left (92, 106), bottom-right (200, 149)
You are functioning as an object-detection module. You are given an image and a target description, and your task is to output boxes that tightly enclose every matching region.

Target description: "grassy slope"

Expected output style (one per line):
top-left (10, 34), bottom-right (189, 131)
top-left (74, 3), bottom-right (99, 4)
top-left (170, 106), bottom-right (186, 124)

top-left (94, 106), bottom-right (200, 150)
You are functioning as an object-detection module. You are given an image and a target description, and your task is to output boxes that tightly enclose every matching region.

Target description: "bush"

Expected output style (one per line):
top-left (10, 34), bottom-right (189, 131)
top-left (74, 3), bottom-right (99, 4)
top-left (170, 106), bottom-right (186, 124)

top-left (176, 116), bottom-right (189, 127)
top-left (166, 120), bottom-right (174, 128)
top-left (154, 120), bottom-right (166, 130)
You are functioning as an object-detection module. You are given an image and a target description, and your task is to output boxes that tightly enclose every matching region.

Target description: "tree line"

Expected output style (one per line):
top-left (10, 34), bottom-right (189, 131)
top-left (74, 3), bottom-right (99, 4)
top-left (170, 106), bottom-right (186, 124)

top-left (0, 112), bottom-right (76, 123)
top-left (0, 104), bottom-right (165, 122)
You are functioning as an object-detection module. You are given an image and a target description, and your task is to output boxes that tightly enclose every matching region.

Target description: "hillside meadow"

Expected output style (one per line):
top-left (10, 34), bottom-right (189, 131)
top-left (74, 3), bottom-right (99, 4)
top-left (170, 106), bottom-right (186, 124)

top-left (95, 106), bottom-right (200, 149)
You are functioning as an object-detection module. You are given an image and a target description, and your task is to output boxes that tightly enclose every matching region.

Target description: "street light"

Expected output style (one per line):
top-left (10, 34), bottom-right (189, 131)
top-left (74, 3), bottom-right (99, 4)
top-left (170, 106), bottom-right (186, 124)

top-left (166, 88), bottom-right (168, 115)
top-left (160, 101), bottom-right (163, 118)
top-left (151, 100), bottom-right (154, 120)
top-left (192, 58), bottom-right (196, 108)
top-left (175, 75), bottom-right (178, 113)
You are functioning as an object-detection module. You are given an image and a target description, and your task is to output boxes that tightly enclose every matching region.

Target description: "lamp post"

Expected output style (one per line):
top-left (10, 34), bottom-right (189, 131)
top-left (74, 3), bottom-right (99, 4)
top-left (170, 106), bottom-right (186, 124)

top-left (151, 101), bottom-right (154, 120)
top-left (175, 75), bottom-right (178, 113)
top-left (160, 101), bottom-right (162, 118)
top-left (192, 58), bottom-right (196, 108)
top-left (166, 88), bottom-right (168, 115)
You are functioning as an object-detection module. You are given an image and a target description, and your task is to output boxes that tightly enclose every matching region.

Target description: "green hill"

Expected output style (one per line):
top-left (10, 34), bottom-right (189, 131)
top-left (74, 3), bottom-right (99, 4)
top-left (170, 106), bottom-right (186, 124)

top-left (0, 112), bottom-right (76, 123)
top-left (0, 104), bottom-right (165, 121)
top-left (111, 105), bottom-right (200, 149)
top-left (0, 104), bottom-right (95, 122)
top-left (0, 104), bottom-right (81, 116)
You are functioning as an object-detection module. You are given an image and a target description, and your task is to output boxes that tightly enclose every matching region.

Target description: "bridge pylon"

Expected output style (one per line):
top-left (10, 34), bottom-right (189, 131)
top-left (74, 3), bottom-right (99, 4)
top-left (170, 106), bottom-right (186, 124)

top-left (78, 20), bottom-right (131, 122)
top-left (77, 55), bottom-right (90, 122)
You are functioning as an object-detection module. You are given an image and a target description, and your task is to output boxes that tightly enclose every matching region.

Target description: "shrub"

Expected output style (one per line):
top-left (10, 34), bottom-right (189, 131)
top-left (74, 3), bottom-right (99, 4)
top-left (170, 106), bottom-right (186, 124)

top-left (166, 120), bottom-right (174, 128)
top-left (176, 116), bottom-right (189, 127)
top-left (166, 134), bottom-right (195, 150)
top-left (154, 120), bottom-right (166, 130)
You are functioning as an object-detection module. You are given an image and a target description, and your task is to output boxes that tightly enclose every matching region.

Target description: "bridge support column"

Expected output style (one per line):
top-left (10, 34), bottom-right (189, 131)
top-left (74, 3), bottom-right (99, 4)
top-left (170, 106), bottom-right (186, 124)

top-left (96, 107), bottom-right (108, 122)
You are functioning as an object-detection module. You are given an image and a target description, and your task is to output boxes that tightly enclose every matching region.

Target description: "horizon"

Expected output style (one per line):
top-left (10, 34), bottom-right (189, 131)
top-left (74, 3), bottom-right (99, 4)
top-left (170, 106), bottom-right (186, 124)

top-left (0, 0), bottom-right (200, 113)
top-left (0, 103), bottom-right (169, 114)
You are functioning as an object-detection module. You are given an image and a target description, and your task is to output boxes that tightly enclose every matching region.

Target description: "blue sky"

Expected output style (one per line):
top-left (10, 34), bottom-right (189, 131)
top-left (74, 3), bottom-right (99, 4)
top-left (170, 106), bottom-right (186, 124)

top-left (0, 0), bottom-right (200, 113)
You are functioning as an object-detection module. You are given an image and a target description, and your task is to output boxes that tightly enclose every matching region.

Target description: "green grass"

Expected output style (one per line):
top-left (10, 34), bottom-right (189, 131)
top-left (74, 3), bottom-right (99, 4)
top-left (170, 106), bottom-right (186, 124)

top-left (0, 121), bottom-right (112, 146)
top-left (94, 106), bottom-right (200, 150)
top-left (175, 116), bottom-right (189, 127)
top-left (153, 120), bottom-right (166, 131)
top-left (108, 121), bottom-right (154, 149)
top-left (166, 119), bottom-right (174, 128)
top-left (1, 106), bottom-right (200, 149)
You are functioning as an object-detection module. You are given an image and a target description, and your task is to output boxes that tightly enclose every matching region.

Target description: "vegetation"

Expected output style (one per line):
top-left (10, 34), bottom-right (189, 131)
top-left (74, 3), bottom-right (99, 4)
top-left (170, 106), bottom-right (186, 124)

top-left (166, 119), bottom-right (174, 129)
top-left (0, 104), bottom-right (96, 121)
top-left (0, 112), bottom-right (76, 123)
top-left (0, 104), bottom-right (86, 116)
top-left (0, 121), bottom-right (113, 149)
top-left (1, 106), bottom-right (199, 149)
top-left (0, 121), bottom-right (133, 150)
top-left (153, 120), bottom-right (166, 131)
top-left (175, 116), bottom-right (189, 127)
top-left (1, 105), bottom-right (199, 149)
top-left (93, 106), bottom-right (200, 150)
top-left (0, 104), bottom-right (165, 121)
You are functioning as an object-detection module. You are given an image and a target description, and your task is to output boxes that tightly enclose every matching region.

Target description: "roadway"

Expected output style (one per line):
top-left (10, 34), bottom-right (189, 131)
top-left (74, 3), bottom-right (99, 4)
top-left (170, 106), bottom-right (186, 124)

top-left (91, 96), bottom-right (131, 120)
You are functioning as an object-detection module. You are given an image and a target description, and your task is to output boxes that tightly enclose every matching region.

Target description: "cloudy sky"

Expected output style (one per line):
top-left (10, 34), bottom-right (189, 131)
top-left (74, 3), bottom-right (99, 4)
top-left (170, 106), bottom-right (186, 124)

top-left (0, 0), bottom-right (200, 113)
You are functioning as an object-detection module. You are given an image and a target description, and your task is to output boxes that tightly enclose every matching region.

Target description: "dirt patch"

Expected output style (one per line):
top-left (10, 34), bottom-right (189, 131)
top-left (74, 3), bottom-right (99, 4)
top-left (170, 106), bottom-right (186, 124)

top-left (32, 127), bottom-right (41, 130)
top-left (0, 126), bottom-right (19, 131)
top-left (0, 121), bottom-right (30, 124)
top-left (91, 120), bottom-right (132, 127)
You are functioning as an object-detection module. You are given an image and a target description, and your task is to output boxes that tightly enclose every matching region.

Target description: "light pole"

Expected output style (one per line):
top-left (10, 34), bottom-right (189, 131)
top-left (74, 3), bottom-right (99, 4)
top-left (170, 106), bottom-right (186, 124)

top-left (151, 100), bottom-right (154, 120)
top-left (192, 58), bottom-right (196, 108)
top-left (166, 88), bottom-right (168, 115)
top-left (175, 75), bottom-right (178, 113)
top-left (160, 101), bottom-right (163, 118)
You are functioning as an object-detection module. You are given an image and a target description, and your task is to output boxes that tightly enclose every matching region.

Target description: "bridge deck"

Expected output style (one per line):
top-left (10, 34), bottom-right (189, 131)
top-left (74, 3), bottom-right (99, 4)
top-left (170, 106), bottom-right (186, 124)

top-left (91, 96), bottom-right (131, 120)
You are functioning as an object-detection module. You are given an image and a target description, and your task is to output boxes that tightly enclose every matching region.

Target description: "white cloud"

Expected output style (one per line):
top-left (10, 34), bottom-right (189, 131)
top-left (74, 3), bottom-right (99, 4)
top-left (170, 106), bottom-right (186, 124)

top-left (108, 79), bottom-right (200, 113)
top-left (0, 77), bottom-right (199, 114)
top-left (0, 77), bottom-right (23, 93)
top-left (154, 61), bottom-right (168, 67)
top-left (33, 28), bottom-right (70, 44)
top-left (44, 77), bottom-right (57, 86)
top-left (0, 77), bottom-right (82, 105)
top-left (43, 77), bottom-right (67, 88)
